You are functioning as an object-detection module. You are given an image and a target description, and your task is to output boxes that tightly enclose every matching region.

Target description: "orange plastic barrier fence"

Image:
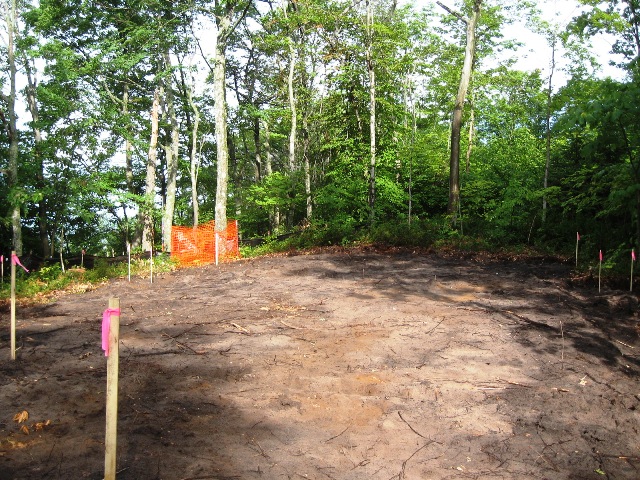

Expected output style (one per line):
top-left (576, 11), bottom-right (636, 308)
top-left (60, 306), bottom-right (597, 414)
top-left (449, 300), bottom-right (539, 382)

top-left (171, 220), bottom-right (240, 267)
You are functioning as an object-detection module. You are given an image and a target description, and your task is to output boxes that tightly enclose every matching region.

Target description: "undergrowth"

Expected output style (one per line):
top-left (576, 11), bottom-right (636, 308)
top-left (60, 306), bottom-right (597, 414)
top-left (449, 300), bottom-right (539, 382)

top-left (0, 254), bottom-right (177, 302)
top-left (4, 218), bottom-right (626, 302)
top-left (240, 218), bottom-right (552, 259)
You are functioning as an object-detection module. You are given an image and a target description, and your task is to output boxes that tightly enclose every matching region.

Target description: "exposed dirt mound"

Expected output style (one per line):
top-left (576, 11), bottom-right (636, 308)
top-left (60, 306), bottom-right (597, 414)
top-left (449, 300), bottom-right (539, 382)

top-left (1, 250), bottom-right (639, 479)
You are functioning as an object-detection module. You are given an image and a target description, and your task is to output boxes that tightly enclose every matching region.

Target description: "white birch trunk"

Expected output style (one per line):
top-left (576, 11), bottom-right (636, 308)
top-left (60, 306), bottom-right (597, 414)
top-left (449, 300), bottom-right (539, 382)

top-left (367, 0), bottom-right (376, 224)
top-left (6, 0), bottom-right (21, 254)
top-left (543, 37), bottom-right (556, 223)
top-left (162, 52), bottom-right (179, 252)
top-left (441, 0), bottom-right (481, 218)
top-left (25, 57), bottom-right (50, 257)
top-left (260, 118), bottom-right (280, 231)
top-left (186, 81), bottom-right (201, 227)
top-left (214, 15), bottom-right (230, 244)
top-left (287, 40), bottom-right (297, 172)
top-left (142, 87), bottom-right (160, 252)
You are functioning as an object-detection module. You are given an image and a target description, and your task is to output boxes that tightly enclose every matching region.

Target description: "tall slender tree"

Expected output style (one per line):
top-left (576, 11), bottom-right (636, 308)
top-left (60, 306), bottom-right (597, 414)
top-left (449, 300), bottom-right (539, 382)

top-left (366, 0), bottom-right (376, 225)
top-left (161, 52), bottom-right (180, 251)
top-left (438, 0), bottom-right (482, 221)
top-left (209, 0), bottom-right (252, 245)
top-left (23, 53), bottom-right (49, 256)
top-left (143, 87), bottom-right (161, 252)
top-left (3, 0), bottom-right (22, 254)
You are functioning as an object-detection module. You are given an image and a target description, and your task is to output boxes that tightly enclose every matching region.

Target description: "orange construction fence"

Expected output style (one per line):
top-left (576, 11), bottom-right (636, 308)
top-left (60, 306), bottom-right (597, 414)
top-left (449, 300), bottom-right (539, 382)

top-left (171, 220), bottom-right (240, 267)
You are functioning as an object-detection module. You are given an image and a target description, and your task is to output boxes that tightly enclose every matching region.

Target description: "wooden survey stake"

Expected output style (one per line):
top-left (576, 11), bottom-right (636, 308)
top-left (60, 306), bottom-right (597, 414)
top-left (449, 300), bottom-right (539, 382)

top-left (104, 298), bottom-right (120, 480)
top-left (10, 250), bottom-right (16, 360)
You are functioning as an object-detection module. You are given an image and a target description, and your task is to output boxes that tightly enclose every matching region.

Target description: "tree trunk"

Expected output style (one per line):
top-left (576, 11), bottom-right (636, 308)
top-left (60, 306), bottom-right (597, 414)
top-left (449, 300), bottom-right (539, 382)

top-left (122, 84), bottom-right (141, 249)
top-left (465, 97), bottom-right (475, 173)
top-left (24, 57), bottom-right (50, 257)
top-left (543, 36), bottom-right (556, 223)
top-left (214, 15), bottom-right (231, 243)
top-left (283, 1), bottom-right (298, 229)
top-left (142, 87), bottom-right (160, 252)
top-left (6, 0), bottom-right (22, 255)
top-left (302, 114), bottom-right (312, 220)
top-left (444, 0), bottom-right (481, 220)
top-left (253, 116), bottom-right (262, 182)
top-left (287, 39), bottom-right (297, 172)
top-left (228, 130), bottom-right (242, 219)
top-left (186, 80), bottom-right (201, 227)
top-left (367, 0), bottom-right (376, 225)
top-left (261, 118), bottom-right (280, 231)
top-left (123, 85), bottom-right (134, 195)
top-left (162, 52), bottom-right (179, 252)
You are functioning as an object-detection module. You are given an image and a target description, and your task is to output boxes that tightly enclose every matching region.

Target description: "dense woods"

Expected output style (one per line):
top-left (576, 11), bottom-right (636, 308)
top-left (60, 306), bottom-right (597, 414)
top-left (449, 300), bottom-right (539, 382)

top-left (1, 0), bottom-right (639, 265)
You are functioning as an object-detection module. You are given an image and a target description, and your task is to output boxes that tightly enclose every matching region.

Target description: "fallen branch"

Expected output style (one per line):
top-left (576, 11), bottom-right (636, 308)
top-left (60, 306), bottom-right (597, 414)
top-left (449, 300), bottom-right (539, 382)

top-left (324, 425), bottom-right (349, 443)
top-left (161, 332), bottom-right (206, 355)
top-left (399, 443), bottom-right (430, 479)
top-left (230, 323), bottom-right (250, 334)
top-left (398, 411), bottom-right (427, 439)
top-left (425, 318), bottom-right (446, 335)
top-left (615, 339), bottom-right (635, 349)
top-left (497, 378), bottom-right (532, 388)
top-left (280, 320), bottom-right (303, 330)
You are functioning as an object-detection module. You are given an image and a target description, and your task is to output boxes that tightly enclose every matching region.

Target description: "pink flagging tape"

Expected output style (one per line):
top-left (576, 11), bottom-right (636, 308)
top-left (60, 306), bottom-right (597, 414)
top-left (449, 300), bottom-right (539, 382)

top-left (11, 253), bottom-right (29, 273)
top-left (102, 308), bottom-right (121, 357)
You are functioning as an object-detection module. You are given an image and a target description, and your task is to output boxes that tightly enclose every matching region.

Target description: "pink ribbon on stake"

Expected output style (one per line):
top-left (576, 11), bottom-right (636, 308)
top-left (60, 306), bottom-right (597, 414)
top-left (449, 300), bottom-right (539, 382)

top-left (577, 232), bottom-right (580, 241)
top-left (599, 250), bottom-right (603, 262)
top-left (102, 308), bottom-right (121, 357)
top-left (11, 253), bottom-right (29, 273)
top-left (633, 250), bottom-right (636, 262)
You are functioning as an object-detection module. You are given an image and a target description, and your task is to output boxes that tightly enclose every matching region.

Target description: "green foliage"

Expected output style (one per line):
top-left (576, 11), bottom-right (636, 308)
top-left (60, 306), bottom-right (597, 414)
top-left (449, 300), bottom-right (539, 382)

top-left (366, 219), bottom-right (441, 248)
top-left (6, 0), bottom-right (640, 272)
top-left (0, 255), bottom-right (177, 301)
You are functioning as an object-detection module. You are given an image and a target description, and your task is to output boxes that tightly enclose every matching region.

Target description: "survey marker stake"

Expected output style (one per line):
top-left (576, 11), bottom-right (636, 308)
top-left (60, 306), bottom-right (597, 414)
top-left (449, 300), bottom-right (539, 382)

top-left (103, 298), bottom-right (120, 480)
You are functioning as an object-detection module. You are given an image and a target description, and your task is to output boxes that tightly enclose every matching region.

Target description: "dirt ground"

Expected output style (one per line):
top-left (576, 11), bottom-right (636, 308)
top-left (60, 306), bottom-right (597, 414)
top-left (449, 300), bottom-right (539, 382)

top-left (1, 247), bottom-right (640, 480)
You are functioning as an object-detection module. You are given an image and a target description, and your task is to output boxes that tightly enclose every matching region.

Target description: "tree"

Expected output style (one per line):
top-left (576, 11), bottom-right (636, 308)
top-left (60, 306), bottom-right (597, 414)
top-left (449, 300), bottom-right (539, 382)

top-left (207, 0), bottom-right (252, 244)
top-left (438, 0), bottom-right (482, 222)
top-left (143, 87), bottom-right (160, 252)
top-left (366, 0), bottom-right (377, 225)
top-left (572, 0), bottom-right (640, 73)
top-left (161, 51), bottom-right (180, 251)
top-left (2, 0), bottom-right (22, 254)
top-left (23, 49), bottom-right (50, 256)
top-left (543, 34), bottom-right (556, 223)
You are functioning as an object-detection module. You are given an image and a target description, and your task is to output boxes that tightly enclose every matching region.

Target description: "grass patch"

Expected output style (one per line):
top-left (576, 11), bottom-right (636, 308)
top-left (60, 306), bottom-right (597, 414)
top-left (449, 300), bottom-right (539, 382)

top-left (0, 254), bottom-right (178, 303)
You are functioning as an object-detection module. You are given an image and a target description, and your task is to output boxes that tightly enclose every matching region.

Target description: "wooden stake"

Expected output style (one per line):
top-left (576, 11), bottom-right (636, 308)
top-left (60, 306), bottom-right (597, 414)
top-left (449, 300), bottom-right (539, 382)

top-left (599, 250), bottom-right (602, 293)
top-left (104, 298), bottom-right (120, 480)
top-left (631, 250), bottom-right (635, 292)
top-left (10, 250), bottom-right (16, 361)
top-left (1, 254), bottom-right (4, 285)
top-left (127, 243), bottom-right (131, 282)
top-left (575, 232), bottom-right (580, 267)
top-left (59, 228), bottom-right (65, 273)
top-left (150, 247), bottom-right (153, 284)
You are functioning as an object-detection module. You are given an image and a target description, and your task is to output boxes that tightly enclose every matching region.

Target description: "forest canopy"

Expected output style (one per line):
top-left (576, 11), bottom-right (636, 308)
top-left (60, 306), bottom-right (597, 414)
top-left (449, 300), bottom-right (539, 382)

top-left (0, 0), bottom-right (638, 263)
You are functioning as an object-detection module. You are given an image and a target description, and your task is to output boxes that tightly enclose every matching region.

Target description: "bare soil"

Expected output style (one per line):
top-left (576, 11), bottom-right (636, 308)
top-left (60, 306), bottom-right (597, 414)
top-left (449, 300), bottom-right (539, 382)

top-left (1, 248), bottom-right (640, 480)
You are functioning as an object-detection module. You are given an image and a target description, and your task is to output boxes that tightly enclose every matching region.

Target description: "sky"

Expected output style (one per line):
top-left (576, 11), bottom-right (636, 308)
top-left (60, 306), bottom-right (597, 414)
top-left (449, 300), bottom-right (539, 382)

top-left (406, 0), bottom-right (626, 85)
